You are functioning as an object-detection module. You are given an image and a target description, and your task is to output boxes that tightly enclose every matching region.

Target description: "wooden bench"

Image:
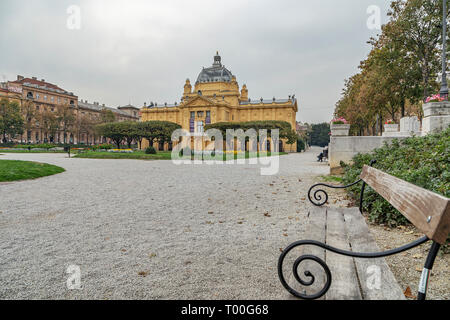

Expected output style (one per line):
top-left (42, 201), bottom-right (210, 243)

top-left (278, 161), bottom-right (450, 300)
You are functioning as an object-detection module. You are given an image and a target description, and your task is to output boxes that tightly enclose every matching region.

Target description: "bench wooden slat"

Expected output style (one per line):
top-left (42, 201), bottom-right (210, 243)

top-left (325, 208), bottom-right (362, 300)
top-left (342, 207), bottom-right (406, 300)
top-left (360, 165), bottom-right (450, 244)
top-left (287, 207), bottom-right (327, 300)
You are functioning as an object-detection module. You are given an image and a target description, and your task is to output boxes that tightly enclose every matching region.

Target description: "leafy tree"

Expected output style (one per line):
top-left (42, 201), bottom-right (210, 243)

top-left (205, 120), bottom-right (297, 144)
top-left (140, 121), bottom-right (181, 147)
top-left (0, 99), bottom-right (24, 143)
top-left (95, 122), bottom-right (126, 148)
top-left (100, 109), bottom-right (116, 123)
top-left (21, 100), bottom-right (35, 142)
top-left (334, 0), bottom-right (448, 134)
top-left (95, 121), bottom-right (181, 149)
top-left (40, 110), bottom-right (59, 143)
top-left (56, 104), bottom-right (76, 144)
top-left (309, 123), bottom-right (330, 147)
top-left (388, 0), bottom-right (447, 100)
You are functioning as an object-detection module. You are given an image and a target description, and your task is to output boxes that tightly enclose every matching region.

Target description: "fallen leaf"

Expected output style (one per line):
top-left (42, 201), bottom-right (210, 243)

top-left (208, 211), bottom-right (214, 215)
top-left (264, 212), bottom-right (271, 217)
top-left (404, 287), bottom-right (417, 299)
top-left (283, 233), bottom-right (288, 237)
top-left (412, 254), bottom-right (423, 259)
top-left (138, 271), bottom-right (149, 277)
top-left (404, 231), bottom-right (414, 235)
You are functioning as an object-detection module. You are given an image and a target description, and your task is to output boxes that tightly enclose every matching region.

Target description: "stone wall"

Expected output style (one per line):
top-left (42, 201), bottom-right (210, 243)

top-left (328, 102), bottom-right (449, 174)
top-left (329, 136), bottom-right (402, 174)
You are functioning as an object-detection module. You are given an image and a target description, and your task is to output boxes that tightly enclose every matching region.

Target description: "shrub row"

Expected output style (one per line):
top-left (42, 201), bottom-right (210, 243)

top-left (341, 127), bottom-right (449, 227)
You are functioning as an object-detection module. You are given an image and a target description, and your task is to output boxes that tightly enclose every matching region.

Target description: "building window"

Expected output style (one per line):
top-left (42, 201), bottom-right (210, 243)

top-left (36, 93), bottom-right (40, 99)
top-left (44, 95), bottom-right (47, 100)
top-left (206, 111), bottom-right (211, 118)
top-left (51, 96), bottom-right (54, 102)
top-left (196, 121), bottom-right (204, 133)
top-left (70, 100), bottom-right (74, 105)
top-left (190, 111), bottom-right (195, 119)
top-left (27, 92), bottom-right (34, 99)
top-left (197, 111), bottom-right (204, 118)
top-left (36, 105), bottom-right (40, 111)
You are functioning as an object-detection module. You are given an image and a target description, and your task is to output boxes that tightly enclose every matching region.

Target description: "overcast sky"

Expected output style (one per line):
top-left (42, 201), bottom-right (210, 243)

top-left (0, 0), bottom-right (391, 123)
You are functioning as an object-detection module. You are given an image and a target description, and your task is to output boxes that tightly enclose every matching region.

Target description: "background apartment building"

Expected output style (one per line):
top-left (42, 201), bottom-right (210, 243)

top-left (1, 75), bottom-right (139, 145)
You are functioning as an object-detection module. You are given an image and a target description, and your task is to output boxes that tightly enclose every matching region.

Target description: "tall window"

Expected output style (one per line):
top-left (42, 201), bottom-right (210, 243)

top-left (197, 121), bottom-right (204, 133)
top-left (190, 111), bottom-right (195, 119)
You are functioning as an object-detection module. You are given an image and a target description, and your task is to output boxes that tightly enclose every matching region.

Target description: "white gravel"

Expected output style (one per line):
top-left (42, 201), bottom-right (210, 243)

top-left (0, 148), bottom-right (328, 300)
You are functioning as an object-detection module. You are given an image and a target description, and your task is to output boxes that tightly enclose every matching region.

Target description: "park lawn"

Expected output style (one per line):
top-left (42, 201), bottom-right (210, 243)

top-left (220, 152), bottom-right (288, 160)
top-left (74, 151), bottom-right (288, 161)
top-left (0, 160), bottom-right (65, 182)
top-left (74, 151), bottom-right (173, 160)
top-left (0, 149), bottom-right (65, 153)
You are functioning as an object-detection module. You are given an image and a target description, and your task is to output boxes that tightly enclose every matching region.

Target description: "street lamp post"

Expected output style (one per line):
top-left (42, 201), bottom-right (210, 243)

top-left (440, 0), bottom-right (449, 100)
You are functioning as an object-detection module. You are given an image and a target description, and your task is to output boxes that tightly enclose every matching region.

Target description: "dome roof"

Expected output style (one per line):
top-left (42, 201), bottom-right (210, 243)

top-left (196, 52), bottom-right (233, 83)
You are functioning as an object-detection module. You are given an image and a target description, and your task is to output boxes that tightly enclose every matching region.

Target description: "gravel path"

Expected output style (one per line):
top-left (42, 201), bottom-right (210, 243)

top-left (0, 148), bottom-right (328, 299)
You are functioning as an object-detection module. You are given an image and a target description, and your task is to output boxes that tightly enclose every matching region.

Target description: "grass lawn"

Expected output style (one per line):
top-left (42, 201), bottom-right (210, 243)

top-left (74, 150), bottom-right (288, 161)
top-left (0, 150), bottom-right (65, 153)
top-left (74, 151), bottom-right (173, 160)
top-left (0, 160), bottom-right (65, 182)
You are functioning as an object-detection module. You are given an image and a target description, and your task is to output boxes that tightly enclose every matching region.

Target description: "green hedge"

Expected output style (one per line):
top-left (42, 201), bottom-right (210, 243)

top-left (341, 127), bottom-right (449, 227)
top-left (204, 120), bottom-right (298, 144)
top-left (15, 143), bottom-right (57, 150)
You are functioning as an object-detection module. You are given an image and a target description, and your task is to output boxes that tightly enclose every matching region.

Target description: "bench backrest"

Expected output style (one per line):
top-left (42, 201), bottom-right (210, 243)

top-left (360, 165), bottom-right (450, 245)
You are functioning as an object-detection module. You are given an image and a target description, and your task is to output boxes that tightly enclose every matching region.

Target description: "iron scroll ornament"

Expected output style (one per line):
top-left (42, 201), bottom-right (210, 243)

top-left (277, 236), bottom-right (430, 300)
top-left (307, 160), bottom-right (377, 208)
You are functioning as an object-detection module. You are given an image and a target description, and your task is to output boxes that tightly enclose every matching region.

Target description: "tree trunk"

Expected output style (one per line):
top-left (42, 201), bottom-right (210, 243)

top-left (400, 98), bottom-right (405, 118)
top-left (422, 52), bottom-right (430, 101)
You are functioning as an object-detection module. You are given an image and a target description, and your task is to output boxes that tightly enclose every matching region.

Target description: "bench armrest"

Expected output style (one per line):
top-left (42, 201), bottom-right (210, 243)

top-left (307, 160), bottom-right (376, 211)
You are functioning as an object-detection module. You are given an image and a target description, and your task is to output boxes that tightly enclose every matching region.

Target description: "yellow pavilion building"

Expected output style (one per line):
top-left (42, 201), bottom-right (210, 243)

top-left (140, 53), bottom-right (298, 152)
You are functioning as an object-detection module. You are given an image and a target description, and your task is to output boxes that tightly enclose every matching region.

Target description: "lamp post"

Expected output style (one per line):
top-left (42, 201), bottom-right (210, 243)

top-left (439, 0), bottom-right (448, 100)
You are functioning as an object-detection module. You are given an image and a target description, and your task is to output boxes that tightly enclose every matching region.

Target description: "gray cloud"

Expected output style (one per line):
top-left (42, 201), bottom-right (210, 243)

top-left (0, 0), bottom-right (390, 123)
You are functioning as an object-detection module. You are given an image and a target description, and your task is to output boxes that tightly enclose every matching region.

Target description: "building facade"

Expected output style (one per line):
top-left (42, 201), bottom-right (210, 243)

top-left (1, 76), bottom-right (139, 144)
top-left (141, 53), bottom-right (298, 152)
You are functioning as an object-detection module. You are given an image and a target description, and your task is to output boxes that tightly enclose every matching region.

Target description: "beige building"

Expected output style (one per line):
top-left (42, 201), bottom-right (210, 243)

top-left (1, 76), bottom-right (139, 144)
top-left (141, 53), bottom-right (298, 152)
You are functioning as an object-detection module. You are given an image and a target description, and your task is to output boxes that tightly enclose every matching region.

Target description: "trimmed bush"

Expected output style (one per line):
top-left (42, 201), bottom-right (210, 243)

top-left (341, 127), bottom-right (450, 227)
top-left (145, 146), bottom-right (157, 154)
